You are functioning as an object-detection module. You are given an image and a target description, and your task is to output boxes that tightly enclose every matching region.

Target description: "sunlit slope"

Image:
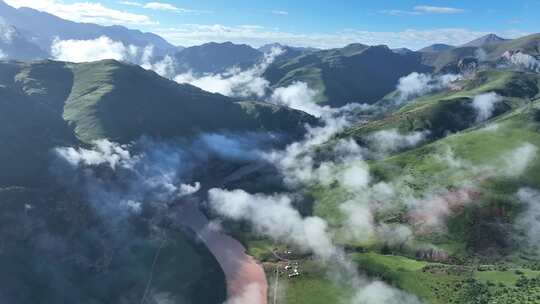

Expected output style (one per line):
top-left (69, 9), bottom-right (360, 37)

top-left (343, 104), bottom-right (540, 303)
top-left (0, 59), bottom-right (315, 186)
top-left (341, 70), bottom-right (540, 141)
top-left (66, 60), bottom-right (316, 143)
top-left (307, 75), bottom-right (540, 303)
top-left (318, 70), bottom-right (540, 251)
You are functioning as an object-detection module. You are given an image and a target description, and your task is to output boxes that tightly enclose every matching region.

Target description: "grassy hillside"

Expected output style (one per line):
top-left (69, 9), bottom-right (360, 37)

top-left (0, 59), bottom-right (315, 187)
top-left (264, 44), bottom-right (433, 106)
top-left (277, 69), bottom-right (540, 303)
top-left (66, 60), bottom-right (315, 144)
top-left (341, 70), bottom-right (540, 141)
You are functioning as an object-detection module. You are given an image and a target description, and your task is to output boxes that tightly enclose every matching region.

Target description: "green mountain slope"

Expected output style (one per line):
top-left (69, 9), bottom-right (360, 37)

top-left (65, 60), bottom-right (315, 143)
top-left (342, 70), bottom-right (540, 141)
top-left (304, 69), bottom-right (540, 303)
top-left (264, 44), bottom-right (433, 106)
top-left (0, 59), bottom-right (315, 187)
top-left (1, 58), bottom-right (322, 304)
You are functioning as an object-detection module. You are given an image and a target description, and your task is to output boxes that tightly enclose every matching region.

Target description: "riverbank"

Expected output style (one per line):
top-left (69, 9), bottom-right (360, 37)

top-left (176, 203), bottom-right (268, 304)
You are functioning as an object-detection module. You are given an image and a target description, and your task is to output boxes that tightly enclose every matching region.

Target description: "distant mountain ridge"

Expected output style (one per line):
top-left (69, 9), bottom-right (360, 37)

top-left (461, 33), bottom-right (509, 47)
top-left (264, 43), bottom-right (433, 106)
top-left (421, 33), bottom-right (540, 72)
top-left (173, 42), bottom-right (263, 74)
top-left (0, 0), bottom-right (175, 57)
top-left (0, 23), bottom-right (48, 60)
top-left (419, 43), bottom-right (455, 53)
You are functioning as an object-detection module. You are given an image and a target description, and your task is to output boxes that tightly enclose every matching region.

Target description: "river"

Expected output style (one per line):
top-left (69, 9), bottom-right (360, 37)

top-left (176, 203), bottom-right (268, 304)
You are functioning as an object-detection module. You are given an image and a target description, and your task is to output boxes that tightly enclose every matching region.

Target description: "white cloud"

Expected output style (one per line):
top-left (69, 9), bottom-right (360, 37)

top-left (51, 36), bottom-right (142, 63)
top-left (380, 10), bottom-right (422, 16)
top-left (501, 143), bottom-right (538, 177)
top-left (141, 49), bottom-right (177, 78)
top-left (396, 72), bottom-right (460, 102)
top-left (50, 36), bottom-right (179, 78)
top-left (270, 82), bottom-right (333, 117)
top-left (173, 47), bottom-right (283, 98)
top-left (54, 138), bottom-right (207, 221)
top-left (178, 182), bottom-right (201, 197)
top-left (413, 6), bottom-right (465, 14)
top-left (55, 139), bottom-right (134, 169)
top-left (143, 2), bottom-right (208, 14)
top-left (396, 72), bottom-right (433, 100)
top-left (208, 188), bottom-right (336, 259)
top-left (118, 1), bottom-right (142, 6)
top-left (471, 92), bottom-right (503, 122)
top-left (4, 0), bottom-right (156, 26)
top-left (271, 10), bottom-right (289, 16)
top-left (144, 2), bottom-right (178, 11)
top-left (517, 188), bottom-right (540, 251)
top-left (339, 162), bottom-right (371, 191)
top-left (366, 129), bottom-right (430, 154)
top-left (382, 6), bottom-right (465, 16)
top-left (0, 23), bottom-right (16, 43)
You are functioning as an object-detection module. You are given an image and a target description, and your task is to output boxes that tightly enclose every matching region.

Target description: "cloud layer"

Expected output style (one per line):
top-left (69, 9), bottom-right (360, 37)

top-left (51, 36), bottom-right (148, 63)
top-left (173, 47), bottom-right (283, 98)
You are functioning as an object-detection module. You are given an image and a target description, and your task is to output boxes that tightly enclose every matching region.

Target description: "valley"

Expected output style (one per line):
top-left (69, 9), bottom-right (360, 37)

top-left (1, 1), bottom-right (540, 303)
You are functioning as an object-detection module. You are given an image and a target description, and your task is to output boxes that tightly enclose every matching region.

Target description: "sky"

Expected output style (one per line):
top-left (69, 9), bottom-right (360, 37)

top-left (3, 0), bottom-right (539, 49)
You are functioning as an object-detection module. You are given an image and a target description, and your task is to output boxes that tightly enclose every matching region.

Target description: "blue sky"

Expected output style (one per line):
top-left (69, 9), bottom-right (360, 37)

top-left (5, 0), bottom-right (539, 49)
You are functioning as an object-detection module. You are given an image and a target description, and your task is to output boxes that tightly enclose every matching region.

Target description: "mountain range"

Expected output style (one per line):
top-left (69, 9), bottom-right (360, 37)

top-left (0, 59), bottom-right (314, 187)
top-left (1, 1), bottom-right (540, 304)
top-left (0, 0), bottom-right (174, 57)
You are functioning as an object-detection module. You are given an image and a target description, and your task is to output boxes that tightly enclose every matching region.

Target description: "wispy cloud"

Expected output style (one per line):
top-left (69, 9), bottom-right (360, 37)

top-left (118, 1), bottom-right (143, 6)
top-left (380, 9), bottom-right (422, 16)
top-left (144, 2), bottom-right (178, 11)
top-left (117, 1), bottom-right (211, 14)
top-left (271, 10), bottom-right (289, 16)
top-left (414, 5), bottom-right (465, 14)
top-left (156, 24), bottom-right (526, 50)
top-left (382, 5), bottom-right (465, 16)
